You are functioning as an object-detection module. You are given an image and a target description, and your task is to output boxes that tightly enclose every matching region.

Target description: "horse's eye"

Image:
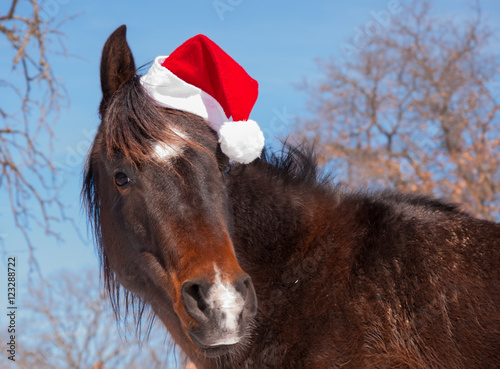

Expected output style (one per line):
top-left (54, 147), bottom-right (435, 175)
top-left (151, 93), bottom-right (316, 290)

top-left (114, 172), bottom-right (130, 187)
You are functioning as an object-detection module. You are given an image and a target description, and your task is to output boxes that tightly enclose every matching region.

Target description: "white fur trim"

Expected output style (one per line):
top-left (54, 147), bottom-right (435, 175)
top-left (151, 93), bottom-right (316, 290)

top-left (218, 120), bottom-right (265, 164)
top-left (140, 56), bottom-right (227, 132)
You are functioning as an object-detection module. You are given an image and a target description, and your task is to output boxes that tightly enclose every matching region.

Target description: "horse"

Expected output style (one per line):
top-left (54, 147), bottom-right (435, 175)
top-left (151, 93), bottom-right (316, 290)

top-left (83, 25), bottom-right (500, 369)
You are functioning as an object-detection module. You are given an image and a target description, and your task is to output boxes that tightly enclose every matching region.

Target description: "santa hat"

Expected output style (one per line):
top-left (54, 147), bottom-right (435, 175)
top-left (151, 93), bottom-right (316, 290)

top-left (140, 34), bottom-right (264, 164)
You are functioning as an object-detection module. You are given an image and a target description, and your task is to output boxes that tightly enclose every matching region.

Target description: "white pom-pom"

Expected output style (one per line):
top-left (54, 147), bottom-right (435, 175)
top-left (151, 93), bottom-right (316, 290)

top-left (218, 120), bottom-right (265, 164)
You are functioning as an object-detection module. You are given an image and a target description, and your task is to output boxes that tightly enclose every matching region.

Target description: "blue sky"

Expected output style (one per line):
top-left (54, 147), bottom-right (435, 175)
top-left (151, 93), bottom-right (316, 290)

top-left (1, 0), bottom-right (500, 293)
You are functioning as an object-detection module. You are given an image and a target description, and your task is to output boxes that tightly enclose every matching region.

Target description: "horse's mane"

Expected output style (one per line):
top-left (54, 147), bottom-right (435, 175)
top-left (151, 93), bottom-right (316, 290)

top-left (250, 143), bottom-right (461, 219)
top-left (258, 143), bottom-right (333, 190)
top-left (83, 161), bottom-right (154, 339)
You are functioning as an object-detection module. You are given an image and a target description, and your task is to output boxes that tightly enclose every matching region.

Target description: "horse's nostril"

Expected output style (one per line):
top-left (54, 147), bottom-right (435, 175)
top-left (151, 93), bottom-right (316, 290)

top-left (182, 280), bottom-right (211, 322)
top-left (186, 283), bottom-right (208, 313)
top-left (234, 274), bottom-right (253, 301)
top-left (238, 274), bottom-right (258, 320)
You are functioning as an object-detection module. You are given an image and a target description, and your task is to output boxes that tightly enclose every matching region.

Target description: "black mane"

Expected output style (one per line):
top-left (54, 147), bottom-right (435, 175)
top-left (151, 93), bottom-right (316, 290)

top-left (259, 144), bottom-right (333, 189)
top-left (253, 143), bottom-right (461, 217)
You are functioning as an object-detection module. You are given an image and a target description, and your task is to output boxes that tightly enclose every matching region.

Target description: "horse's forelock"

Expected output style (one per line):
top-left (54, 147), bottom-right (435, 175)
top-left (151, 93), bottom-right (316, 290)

top-left (100, 76), bottom-right (192, 165)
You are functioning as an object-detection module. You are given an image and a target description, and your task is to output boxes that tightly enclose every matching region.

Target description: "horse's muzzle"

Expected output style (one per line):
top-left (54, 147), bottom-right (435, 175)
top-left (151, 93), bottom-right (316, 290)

top-left (181, 273), bottom-right (257, 349)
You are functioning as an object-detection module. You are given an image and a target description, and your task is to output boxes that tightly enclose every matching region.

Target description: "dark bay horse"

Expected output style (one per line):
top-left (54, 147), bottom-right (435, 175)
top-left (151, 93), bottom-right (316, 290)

top-left (83, 26), bottom-right (500, 368)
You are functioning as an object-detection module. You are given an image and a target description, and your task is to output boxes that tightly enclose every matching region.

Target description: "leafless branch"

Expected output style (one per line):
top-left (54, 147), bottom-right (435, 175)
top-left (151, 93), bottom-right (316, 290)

top-left (0, 0), bottom-right (80, 270)
top-left (296, 0), bottom-right (500, 220)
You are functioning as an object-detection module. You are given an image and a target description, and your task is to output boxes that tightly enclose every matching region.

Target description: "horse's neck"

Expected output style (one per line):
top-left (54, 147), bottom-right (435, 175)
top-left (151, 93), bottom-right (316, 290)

top-left (223, 163), bottom-right (346, 367)
top-left (228, 163), bottom-right (327, 281)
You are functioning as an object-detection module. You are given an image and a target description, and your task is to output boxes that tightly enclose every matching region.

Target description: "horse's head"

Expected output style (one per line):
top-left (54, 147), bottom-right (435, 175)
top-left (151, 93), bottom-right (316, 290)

top-left (84, 26), bottom-right (257, 357)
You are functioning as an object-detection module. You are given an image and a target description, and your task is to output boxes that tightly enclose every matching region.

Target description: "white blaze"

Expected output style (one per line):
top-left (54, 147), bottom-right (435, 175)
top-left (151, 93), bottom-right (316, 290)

top-left (207, 265), bottom-right (245, 346)
top-left (153, 127), bottom-right (187, 161)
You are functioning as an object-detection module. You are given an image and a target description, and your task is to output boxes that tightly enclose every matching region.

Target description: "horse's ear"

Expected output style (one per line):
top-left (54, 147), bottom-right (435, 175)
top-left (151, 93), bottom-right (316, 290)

top-left (99, 25), bottom-right (136, 117)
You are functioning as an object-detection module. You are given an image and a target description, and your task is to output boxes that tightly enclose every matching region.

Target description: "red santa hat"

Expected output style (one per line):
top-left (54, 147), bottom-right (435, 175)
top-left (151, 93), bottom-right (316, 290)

top-left (140, 34), bottom-right (264, 164)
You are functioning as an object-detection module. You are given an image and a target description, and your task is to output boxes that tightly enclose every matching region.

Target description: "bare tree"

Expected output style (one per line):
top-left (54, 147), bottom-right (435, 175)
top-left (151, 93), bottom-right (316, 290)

top-left (297, 0), bottom-right (500, 220)
top-left (0, 0), bottom-right (75, 266)
top-left (13, 269), bottom-right (188, 369)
